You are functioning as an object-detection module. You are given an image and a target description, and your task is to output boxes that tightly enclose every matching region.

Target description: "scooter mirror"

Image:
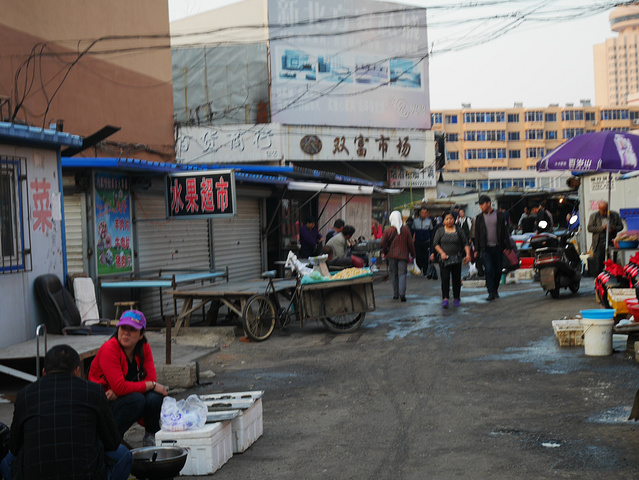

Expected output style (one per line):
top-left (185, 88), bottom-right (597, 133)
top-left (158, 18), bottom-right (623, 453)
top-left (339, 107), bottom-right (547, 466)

top-left (569, 215), bottom-right (578, 225)
top-left (538, 220), bottom-right (548, 229)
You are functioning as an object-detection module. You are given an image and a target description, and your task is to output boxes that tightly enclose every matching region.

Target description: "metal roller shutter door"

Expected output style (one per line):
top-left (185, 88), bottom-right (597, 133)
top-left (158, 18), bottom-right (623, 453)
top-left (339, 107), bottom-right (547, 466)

top-left (212, 197), bottom-right (261, 282)
top-left (134, 190), bottom-right (211, 321)
top-left (63, 193), bottom-right (87, 276)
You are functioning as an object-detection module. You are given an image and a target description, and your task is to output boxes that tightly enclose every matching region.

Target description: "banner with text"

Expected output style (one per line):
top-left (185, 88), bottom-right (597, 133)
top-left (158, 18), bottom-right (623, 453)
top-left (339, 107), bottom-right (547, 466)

top-left (166, 171), bottom-right (236, 219)
top-left (268, 0), bottom-right (430, 129)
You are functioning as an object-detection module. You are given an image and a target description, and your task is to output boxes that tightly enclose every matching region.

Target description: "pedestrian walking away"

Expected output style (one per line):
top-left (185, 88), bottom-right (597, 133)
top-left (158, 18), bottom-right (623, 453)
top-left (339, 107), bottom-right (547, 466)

top-left (382, 211), bottom-right (416, 302)
top-left (472, 195), bottom-right (511, 301)
top-left (1, 344), bottom-right (132, 480)
top-left (88, 310), bottom-right (168, 447)
top-left (433, 212), bottom-right (472, 308)
top-left (411, 206), bottom-right (434, 278)
top-left (587, 200), bottom-right (624, 276)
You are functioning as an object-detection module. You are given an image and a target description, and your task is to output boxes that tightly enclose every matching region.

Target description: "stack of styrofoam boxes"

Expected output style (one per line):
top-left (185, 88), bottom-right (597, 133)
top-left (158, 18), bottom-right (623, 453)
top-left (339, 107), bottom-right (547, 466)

top-left (201, 391), bottom-right (264, 453)
top-left (155, 421), bottom-right (233, 476)
top-left (516, 268), bottom-right (535, 281)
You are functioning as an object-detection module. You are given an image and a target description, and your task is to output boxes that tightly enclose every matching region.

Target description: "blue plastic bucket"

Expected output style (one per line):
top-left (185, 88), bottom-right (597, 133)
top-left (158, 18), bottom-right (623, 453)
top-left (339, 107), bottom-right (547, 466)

top-left (580, 309), bottom-right (615, 320)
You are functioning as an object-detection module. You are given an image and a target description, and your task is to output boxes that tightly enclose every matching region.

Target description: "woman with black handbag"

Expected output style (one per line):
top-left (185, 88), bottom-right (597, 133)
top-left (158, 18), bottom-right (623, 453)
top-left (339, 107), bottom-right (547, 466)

top-left (432, 212), bottom-right (472, 308)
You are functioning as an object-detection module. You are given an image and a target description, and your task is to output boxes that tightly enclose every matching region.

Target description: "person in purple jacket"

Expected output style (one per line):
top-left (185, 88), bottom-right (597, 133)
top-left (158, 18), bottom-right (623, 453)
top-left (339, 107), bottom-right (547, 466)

top-left (299, 216), bottom-right (323, 258)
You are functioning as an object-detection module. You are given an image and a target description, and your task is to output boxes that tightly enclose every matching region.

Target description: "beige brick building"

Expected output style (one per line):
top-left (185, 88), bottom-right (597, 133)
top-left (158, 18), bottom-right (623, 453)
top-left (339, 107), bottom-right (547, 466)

top-left (431, 103), bottom-right (639, 176)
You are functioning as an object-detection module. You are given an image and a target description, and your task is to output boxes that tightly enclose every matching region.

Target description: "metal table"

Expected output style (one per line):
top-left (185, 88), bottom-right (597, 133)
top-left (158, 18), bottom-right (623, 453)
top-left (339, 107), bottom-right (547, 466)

top-left (99, 268), bottom-right (229, 319)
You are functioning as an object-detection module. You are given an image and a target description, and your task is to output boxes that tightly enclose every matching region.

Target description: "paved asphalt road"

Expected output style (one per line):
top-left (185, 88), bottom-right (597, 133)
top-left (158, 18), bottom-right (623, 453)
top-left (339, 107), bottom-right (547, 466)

top-left (3, 273), bottom-right (639, 479)
top-left (187, 274), bottom-right (639, 480)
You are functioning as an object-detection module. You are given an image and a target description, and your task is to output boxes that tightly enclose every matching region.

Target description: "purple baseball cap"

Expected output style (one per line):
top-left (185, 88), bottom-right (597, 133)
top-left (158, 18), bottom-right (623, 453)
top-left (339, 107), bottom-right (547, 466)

top-left (117, 309), bottom-right (146, 330)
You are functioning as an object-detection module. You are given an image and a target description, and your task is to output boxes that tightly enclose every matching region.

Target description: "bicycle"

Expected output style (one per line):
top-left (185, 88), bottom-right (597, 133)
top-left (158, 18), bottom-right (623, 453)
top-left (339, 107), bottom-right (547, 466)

top-left (241, 270), bottom-right (301, 342)
top-left (241, 269), bottom-right (368, 341)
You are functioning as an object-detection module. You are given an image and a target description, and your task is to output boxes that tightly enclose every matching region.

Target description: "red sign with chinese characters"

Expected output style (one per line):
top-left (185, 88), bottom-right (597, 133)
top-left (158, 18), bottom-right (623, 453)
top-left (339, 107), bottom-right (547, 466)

top-left (166, 171), bottom-right (236, 218)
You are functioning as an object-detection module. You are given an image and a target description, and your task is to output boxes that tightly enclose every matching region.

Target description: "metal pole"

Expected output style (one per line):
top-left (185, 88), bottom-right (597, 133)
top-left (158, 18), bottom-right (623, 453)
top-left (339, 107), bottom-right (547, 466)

top-left (606, 172), bottom-right (612, 260)
top-left (165, 315), bottom-right (172, 365)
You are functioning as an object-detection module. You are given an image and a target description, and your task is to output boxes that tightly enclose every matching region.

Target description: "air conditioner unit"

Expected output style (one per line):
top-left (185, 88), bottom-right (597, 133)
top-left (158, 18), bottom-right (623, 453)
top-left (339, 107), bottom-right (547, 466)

top-left (633, 119), bottom-right (639, 125)
top-left (592, 120), bottom-right (597, 125)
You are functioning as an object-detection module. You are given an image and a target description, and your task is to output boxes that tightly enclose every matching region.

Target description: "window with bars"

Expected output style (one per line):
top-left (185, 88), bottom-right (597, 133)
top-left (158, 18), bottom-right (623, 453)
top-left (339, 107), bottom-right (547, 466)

top-left (1, 156), bottom-right (31, 273)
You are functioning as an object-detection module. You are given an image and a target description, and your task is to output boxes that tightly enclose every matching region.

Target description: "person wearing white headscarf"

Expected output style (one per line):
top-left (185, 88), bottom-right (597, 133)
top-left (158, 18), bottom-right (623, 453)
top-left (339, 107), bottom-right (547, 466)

top-left (381, 211), bottom-right (416, 302)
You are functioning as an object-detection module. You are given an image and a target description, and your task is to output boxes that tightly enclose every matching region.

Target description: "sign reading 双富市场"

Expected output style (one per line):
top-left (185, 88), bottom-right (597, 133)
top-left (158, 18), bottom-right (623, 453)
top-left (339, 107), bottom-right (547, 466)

top-left (166, 171), bottom-right (236, 219)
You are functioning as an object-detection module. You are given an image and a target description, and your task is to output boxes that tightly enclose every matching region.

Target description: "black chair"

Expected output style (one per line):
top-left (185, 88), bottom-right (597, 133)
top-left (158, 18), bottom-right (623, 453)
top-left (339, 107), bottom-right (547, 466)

top-left (34, 274), bottom-right (115, 335)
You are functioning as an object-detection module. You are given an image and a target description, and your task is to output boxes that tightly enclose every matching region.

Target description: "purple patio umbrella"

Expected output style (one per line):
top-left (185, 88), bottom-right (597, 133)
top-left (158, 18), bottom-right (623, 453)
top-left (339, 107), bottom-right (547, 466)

top-left (536, 130), bottom-right (639, 253)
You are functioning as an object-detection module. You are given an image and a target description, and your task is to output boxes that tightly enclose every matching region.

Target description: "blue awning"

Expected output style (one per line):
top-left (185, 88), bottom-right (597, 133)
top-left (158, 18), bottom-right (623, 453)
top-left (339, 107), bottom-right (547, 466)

top-left (61, 157), bottom-right (289, 185)
top-left (0, 122), bottom-right (82, 148)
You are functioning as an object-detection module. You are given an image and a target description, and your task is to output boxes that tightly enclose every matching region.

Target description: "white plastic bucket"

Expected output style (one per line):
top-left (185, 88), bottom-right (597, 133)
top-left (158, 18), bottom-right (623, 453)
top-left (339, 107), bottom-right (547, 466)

top-left (580, 318), bottom-right (614, 356)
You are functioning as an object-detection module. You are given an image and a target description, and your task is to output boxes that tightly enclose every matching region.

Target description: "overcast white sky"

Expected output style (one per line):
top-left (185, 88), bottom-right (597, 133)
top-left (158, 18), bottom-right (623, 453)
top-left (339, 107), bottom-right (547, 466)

top-left (168, 0), bottom-right (619, 110)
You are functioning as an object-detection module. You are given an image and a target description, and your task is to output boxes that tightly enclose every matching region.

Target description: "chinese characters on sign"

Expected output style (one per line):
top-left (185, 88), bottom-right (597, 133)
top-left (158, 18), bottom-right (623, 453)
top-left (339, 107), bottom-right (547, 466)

top-left (589, 174), bottom-right (616, 193)
top-left (31, 178), bottom-right (53, 233)
top-left (327, 134), bottom-right (412, 159)
top-left (388, 164), bottom-right (437, 188)
top-left (166, 171), bottom-right (236, 218)
top-left (94, 172), bottom-right (133, 275)
top-left (177, 126), bottom-right (281, 163)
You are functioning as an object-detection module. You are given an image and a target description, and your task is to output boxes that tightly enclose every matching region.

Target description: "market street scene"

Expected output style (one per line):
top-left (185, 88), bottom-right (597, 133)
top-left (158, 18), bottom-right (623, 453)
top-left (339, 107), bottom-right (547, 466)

top-left (4, 0), bottom-right (639, 479)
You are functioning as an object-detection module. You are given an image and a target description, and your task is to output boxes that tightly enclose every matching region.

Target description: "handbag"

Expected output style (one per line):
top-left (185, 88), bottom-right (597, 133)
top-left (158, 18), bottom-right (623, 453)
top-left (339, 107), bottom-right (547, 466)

top-left (426, 263), bottom-right (438, 280)
top-left (442, 254), bottom-right (462, 267)
top-left (503, 248), bottom-right (519, 271)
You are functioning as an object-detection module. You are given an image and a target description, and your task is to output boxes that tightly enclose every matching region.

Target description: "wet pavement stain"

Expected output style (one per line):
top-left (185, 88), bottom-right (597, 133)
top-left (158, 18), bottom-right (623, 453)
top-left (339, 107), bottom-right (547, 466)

top-left (588, 405), bottom-right (633, 424)
top-left (479, 336), bottom-right (586, 374)
top-left (488, 428), bottom-right (623, 470)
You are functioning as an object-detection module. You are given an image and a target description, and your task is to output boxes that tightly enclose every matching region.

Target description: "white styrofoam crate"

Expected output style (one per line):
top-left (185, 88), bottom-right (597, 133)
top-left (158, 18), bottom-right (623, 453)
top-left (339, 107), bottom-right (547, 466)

top-left (516, 268), bottom-right (535, 281)
top-left (505, 271), bottom-right (518, 284)
top-left (156, 421), bottom-right (232, 476)
top-left (462, 279), bottom-right (486, 288)
top-left (203, 396), bottom-right (264, 453)
top-left (200, 391), bottom-right (264, 402)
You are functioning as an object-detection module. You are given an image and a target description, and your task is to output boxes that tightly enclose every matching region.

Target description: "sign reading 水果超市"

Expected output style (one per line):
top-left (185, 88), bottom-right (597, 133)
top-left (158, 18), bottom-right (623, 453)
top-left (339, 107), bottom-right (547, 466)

top-left (166, 171), bottom-right (236, 219)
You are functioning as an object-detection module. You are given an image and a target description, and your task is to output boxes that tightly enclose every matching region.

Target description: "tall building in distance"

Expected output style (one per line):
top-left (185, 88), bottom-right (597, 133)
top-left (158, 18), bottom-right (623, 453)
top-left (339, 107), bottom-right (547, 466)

top-left (430, 103), bottom-right (639, 188)
top-left (594, 4), bottom-right (639, 106)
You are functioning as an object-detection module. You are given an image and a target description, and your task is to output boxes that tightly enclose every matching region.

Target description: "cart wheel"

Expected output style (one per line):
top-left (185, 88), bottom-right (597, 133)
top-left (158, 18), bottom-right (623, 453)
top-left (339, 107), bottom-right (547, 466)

top-left (550, 287), bottom-right (561, 299)
top-left (242, 295), bottom-right (276, 341)
top-left (569, 280), bottom-right (580, 293)
top-left (320, 290), bottom-right (366, 333)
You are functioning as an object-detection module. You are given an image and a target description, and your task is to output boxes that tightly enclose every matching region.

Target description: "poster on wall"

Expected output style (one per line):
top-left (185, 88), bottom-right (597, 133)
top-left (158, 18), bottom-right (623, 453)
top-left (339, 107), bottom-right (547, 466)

top-left (268, 0), bottom-right (430, 129)
top-left (166, 171), bottom-right (236, 218)
top-left (94, 172), bottom-right (133, 275)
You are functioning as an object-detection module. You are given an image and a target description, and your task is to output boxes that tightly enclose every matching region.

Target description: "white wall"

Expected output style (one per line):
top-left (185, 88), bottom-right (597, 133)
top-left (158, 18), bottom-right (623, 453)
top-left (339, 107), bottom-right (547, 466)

top-left (580, 172), bottom-right (639, 252)
top-left (0, 144), bottom-right (64, 348)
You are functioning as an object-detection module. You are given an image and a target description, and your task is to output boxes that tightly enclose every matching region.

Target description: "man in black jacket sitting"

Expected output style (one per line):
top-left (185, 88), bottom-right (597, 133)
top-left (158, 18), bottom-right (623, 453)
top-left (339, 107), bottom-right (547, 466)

top-left (0, 345), bottom-right (132, 480)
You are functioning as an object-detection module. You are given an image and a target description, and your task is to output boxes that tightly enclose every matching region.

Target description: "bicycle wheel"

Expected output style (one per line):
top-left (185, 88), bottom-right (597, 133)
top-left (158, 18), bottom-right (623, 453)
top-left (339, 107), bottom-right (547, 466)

top-left (242, 294), bottom-right (276, 341)
top-left (320, 289), bottom-right (366, 334)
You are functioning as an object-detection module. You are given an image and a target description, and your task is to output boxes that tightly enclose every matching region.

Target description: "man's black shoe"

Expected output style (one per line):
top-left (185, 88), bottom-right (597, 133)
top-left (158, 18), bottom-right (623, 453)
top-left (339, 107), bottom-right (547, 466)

top-left (486, 294), bottom-right (496, 301)
top-left (494, 292), bottom-right (500, 298)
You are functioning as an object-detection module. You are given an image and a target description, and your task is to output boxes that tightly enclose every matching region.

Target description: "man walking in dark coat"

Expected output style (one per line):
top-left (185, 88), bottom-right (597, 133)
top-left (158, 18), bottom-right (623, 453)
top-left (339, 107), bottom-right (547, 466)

top-left (472, 195), bottom-right (511, 301)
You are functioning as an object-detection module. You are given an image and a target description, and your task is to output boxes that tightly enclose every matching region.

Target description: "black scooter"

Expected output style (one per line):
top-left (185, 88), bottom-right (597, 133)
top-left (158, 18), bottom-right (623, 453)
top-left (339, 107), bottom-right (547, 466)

top-left (530, 217), bottom-right (581, 298)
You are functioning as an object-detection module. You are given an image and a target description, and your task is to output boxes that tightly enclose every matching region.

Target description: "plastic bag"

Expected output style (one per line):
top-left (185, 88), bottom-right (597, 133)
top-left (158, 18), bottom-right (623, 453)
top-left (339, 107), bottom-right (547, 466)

top-left (467, 262), bottom-right (479, 278)
top-left (410, 259), bottom-right (422, 276)
top-left (160, 395), bottom-right (207, 432)
top-left (285, 251), bottom-right (313, 276)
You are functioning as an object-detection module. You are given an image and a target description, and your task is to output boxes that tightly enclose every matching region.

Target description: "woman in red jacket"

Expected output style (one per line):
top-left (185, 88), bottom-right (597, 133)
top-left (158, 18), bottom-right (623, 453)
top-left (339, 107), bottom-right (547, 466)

top-left (89, 310), bottom-right (168, 446)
